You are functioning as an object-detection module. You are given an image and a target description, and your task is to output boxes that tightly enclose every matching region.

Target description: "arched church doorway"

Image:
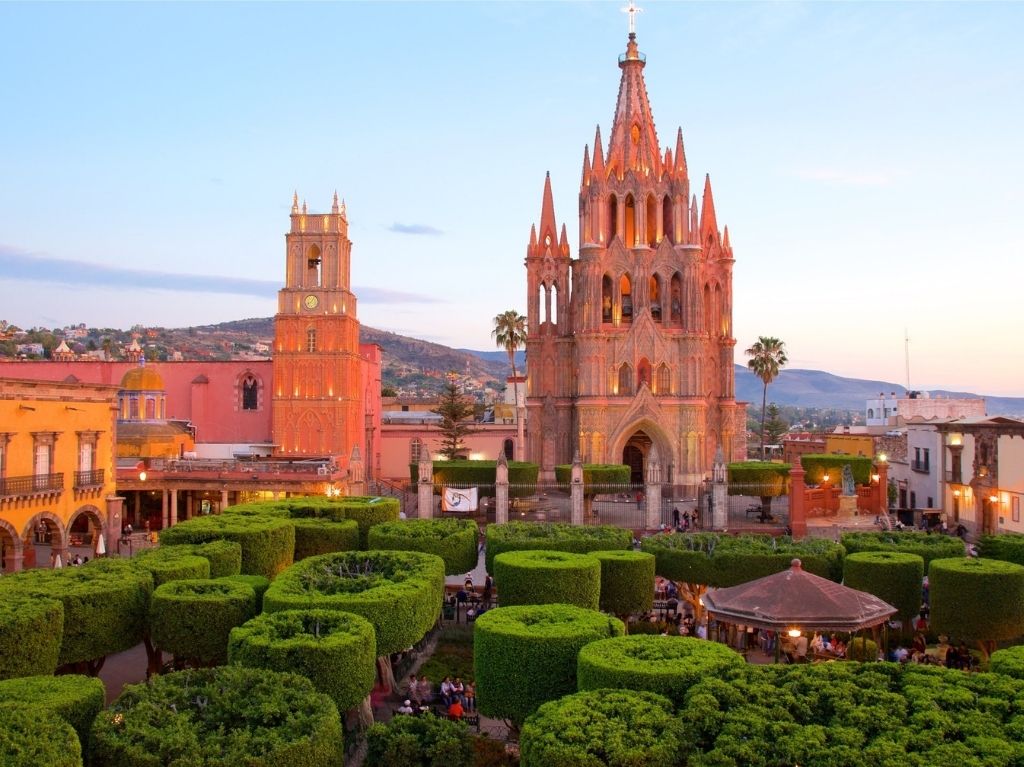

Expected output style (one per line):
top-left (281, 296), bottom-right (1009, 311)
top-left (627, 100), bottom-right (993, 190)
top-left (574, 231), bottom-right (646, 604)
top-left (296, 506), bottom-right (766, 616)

top-left (623, 430), bottom-right (654, 485)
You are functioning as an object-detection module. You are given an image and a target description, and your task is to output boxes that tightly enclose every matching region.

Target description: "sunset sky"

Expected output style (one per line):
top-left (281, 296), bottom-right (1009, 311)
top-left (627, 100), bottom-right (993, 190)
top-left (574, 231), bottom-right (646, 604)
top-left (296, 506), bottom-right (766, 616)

top-left (1, 2), bottom-right (1021, 395)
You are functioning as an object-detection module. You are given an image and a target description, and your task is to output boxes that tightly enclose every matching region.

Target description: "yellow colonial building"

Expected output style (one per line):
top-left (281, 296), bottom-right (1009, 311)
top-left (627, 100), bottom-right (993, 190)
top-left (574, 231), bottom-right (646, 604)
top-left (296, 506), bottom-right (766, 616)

top-left (0, 377), bottom-right (122, 571)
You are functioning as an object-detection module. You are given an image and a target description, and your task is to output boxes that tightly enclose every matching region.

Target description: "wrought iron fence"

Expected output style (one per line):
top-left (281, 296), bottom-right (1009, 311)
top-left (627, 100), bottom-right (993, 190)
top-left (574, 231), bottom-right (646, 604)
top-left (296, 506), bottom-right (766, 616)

top-left (0, 472), bottom-right (64, 497)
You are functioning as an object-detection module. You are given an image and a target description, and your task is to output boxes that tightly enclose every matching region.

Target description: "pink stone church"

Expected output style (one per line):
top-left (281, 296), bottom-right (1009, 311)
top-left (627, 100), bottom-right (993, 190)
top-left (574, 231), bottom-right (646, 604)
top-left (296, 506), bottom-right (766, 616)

top-left (525, 30), bottom-right (747, 485)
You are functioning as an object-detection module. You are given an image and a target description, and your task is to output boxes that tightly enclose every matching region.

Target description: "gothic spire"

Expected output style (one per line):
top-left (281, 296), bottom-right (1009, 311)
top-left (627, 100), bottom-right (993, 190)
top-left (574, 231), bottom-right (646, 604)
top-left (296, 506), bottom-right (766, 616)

top-left (559, 223), bottom-right (569, 255)
top-left (690, 194), bottom-right (699, 244)
top-left (592, 125), bottom-right (605, 177)
top-left (291, 191), bottom-right (299, 214)
top-left (700, 174), bottom-right (719, 246)
top-left (674, 128), bottom-right (688, 178)
top-left (581, 144), bottom-right (592, 188)
top-left (332, 191), bottom-right (339, 214)
top-left (606, 33), bottom-right (660, 179)
top-left (538, 171), bottom-right (558, 247)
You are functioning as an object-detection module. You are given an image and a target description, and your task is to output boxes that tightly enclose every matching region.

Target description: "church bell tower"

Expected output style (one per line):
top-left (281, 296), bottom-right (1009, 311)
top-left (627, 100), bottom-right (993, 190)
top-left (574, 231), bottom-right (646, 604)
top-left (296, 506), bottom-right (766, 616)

top-left (272, 192), bottom-right (363, 462)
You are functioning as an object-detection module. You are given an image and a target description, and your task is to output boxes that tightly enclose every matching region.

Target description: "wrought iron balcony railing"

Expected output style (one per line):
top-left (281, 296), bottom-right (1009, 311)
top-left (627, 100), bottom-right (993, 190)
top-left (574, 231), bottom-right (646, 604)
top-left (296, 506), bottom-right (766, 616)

top-left (0, 472), bottom-right (64, 497)
top-left (74, 468), bottom-right (105, 488)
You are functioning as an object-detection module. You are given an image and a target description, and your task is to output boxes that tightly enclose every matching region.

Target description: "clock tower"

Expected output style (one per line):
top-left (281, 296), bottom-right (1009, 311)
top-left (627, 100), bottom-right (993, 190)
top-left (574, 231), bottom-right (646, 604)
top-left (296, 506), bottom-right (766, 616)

top-left (272, 192), bottom-right (363, 462)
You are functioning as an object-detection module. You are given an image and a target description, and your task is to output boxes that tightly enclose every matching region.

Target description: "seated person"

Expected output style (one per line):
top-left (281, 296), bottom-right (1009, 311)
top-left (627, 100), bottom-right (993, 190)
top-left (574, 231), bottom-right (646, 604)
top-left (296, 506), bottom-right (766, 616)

top-left (891, 645), bottom-right (910, 663)
top-left (463, 681), bottom-right (476, 712)
top-left (810, 632), bottom-right (826, 653)
top-left (831, 637), bottom-right (846, 658)
top-left (397, 700), bottom-right (415, 715)
top-left (440, 676), bottom-right (454, 706)
top-left (417, 676), bottom-right (433, 704)
top-left (452, 677), bottom-right (465, 703)
top-left (448, 698), bottom-right (464, 720)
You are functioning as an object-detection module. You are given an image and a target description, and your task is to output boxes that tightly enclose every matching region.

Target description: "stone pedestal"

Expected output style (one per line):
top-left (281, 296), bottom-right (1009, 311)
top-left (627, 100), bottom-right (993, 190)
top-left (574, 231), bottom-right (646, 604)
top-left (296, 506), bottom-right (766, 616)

top-left (417, 457), bottom-right (434, 519)
top-left (570, 454), bottom-right (585, 526)
top-left (838, 495), bottom-right (858, 516)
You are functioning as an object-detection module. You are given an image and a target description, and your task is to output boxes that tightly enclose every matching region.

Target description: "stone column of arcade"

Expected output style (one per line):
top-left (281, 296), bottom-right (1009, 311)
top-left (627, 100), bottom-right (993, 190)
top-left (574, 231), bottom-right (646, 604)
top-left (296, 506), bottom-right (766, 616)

top-left (495, 453), bottom-right (509, 524)
top-left (876, 456), bottom-right (889, 517)
top-left (105, 495), bottom-right (124, 557)
top-left (789, 466), bottom-right (808, 539)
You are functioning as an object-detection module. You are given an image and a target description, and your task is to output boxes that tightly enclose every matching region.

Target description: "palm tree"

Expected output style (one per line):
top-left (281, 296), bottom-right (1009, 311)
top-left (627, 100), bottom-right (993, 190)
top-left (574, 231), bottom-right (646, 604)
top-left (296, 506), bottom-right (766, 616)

top-left (745, 336), bottom-right (788, 460)
top-left (492, 310), bottom-right (528, 458)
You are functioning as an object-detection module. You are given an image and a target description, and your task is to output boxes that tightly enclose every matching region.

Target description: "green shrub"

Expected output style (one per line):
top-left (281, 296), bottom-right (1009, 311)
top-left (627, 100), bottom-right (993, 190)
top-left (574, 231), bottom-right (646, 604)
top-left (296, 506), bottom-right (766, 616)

top-left (331, 496), bottom-right (400, 548)
top-left (485, 521), bottom-right (630, 573)
top-left (150, 579), bottom-right (257, 665)
top-left (641, 532), bottom-right (845, 585)
top-left (160, 514), bottom-right (295, 578)
top-left (841, 531), bottom-right (965, 568)
top-left (368, 518), bottom-right (478, 575)
top-left (366, 713), bottom-right (473, 767)
top-left (593, 550), bottom-right (655, 618)
top-left (132, 548), bottom-right (210, 587)
top-left (520, 688), bottom-right (683, 767)
top-left (576, 635), bottom-right (743, 705)
top-left (263, 550), bottom-right (445, 656)
top-left (978, 533), bottom-right (1024, 566)
top-left (474, 604), bottom-right (624, 725)
top-left (412, 460), bottom-right (540, 498)
top-left (990, 645), bottom-right (1024, 679)
top-left (843, 551), bottom-right (924, 623)
top-left (847, 636), bottom-right (879, 661)
top-left (930, 558), bottom-right (1024, 644)
top-left (727, 461), bottom-right (791, 496)
top-left (91, 666), bottom-right (343, 767)
top-left (229, 609), bottom-right (376, 712)
top-left (0, 674), bottom-right (105, 748)
top-left (292, 518), bottom-right (360, 560)
top-left (800, 454), bottom-right (872, 486)
top-left (218, 574), bottom-right (271, 611)
top-left (553, 463), bottom-right (631, 491)
top-left (0, 705), bottom-right (82, 767)
top-left (493, 549), bottom-right (601, 609)
top-left (0, 596), bottom-right (63, 679)
top-left (0, 558), bottom-right (152, 666)
top-left (190, 539), bottom-right (244, 577)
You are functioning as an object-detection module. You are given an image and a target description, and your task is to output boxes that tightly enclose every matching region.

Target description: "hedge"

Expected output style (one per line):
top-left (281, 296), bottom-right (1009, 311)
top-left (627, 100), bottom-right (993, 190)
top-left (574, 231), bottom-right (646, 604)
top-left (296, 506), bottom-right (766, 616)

top-left (132, 548), bottom-right (210, 587)
top-left (840, 531), bottom-right (965, 568)
top-left (159, 514), bottom-right (295, 579)
top-left (262, 550), bottom-right (445, 656)
top-left (843, 551), bottom-right (924, 624)
top-left (150, 579), bottom-right (258, 665)
top-left (847, 636), bottom-right (879, 662)
top-left (139, 540), bottom-right (244, 579)
top-left (800, 454), bottom-right (873, 486)
top-left (677, 662), bottom-right (1024, 765)
top-left (411, 460), bottom-right (540, 498)
top-left (0, 558), bottom-right (152, 666)
top-left (989, 645), bottom-right (1024, 679)
top-left (329, 496), bottom-right (400, 548)
top-left (978, 533), bottom-right (1024, 566)
top-left (218, 574), bottom-right (271, 612)
top-left (553, 463), bottom-right (631, 491)
top-left (229, 609), bottom-right (376, 712)
top-left (91, 666), bottom-right (343, 767)
top-left (0, 674), bottom-right (105, 748)
top-left (474, 604), bottom-right (624, 725)
top-left (0, 596), bottom-right (63, 679)
top-left (493, 549), bottom-right (601, 609)
top-left (292, 518), bottom-right (360, 560)
top-left (366, 713), bottom-right (473, 767)
top-left (727, 461), bottom-right (791, 497)
top-left (485, 521), bottom-right (631, 573)
top-left (641, 532), bottom-right (845, 586)
top-left (593, 550), bottom-right (655, 618)
top-left (576, 635), bottom-right (744, 706)
top-left (520, 688), bottom-right (684, 767)
top-left (0, 705), bottom-right (82, 767)
top-left (368, 518), bottom-right (479, 575)
top-left (930, 557), bottom-right (1024, 643)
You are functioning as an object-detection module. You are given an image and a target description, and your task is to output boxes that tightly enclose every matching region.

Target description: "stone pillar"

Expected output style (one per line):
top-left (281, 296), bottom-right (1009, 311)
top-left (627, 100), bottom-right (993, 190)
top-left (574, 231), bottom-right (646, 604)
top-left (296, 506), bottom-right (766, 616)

top-left (161, 489), bottom-right (169, 528)
top-left (105, 495), bottom-right (124, 556)
top-left (349, 446), bottom-right (366, 496)
top-left (185, 493), bottom-right (194, 521)
top-left (790, 466), bottom-right (807, 539)
top-left (169, 489), bottom-right (178, 527)
top-left (570, 452), bottom-right (584, 526)
top-left (220, 489), bottom-right (229, 512)
top-left (711, 447), bottom-right (728, 530)
top-left (418, 457), bottom-right (434, 519)
top-left (495, 453), bottom-right (509, 525)
top-left (133, 492), bottom-right (141, 527)
top-left (876, 461), bottom-right (889, 516)
top-left (645, 462), bottom-right (662, 531)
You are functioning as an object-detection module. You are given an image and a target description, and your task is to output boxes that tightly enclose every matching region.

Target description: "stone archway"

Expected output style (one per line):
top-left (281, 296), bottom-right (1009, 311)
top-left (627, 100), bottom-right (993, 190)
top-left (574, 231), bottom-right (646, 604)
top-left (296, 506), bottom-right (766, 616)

top-left (610, 419), bottom-right (673, 486)
top-left (68, 504), bottom-right (106, 555)
top-left (22, 511), bottom-right (68, 569)
top-left (0, 519), bottom-right (23, 573)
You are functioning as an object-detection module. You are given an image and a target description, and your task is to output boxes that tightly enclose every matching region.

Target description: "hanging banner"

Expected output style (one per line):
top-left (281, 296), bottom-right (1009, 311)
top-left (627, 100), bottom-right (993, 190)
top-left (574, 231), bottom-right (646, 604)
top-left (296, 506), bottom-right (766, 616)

top-left (443, 487), bottom-right (478, 513)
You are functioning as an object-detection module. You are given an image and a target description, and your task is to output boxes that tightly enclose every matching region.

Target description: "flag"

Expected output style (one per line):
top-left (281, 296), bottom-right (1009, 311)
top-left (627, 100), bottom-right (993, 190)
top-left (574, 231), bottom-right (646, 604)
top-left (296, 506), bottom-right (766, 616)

top-left (443, 487), bottom-right (478, 512)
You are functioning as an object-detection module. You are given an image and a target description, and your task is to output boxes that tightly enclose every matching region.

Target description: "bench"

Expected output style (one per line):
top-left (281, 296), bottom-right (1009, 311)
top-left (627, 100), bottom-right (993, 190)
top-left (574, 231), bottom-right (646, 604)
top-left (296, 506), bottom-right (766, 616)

top-left (745, 505), bottom-right (762, 518)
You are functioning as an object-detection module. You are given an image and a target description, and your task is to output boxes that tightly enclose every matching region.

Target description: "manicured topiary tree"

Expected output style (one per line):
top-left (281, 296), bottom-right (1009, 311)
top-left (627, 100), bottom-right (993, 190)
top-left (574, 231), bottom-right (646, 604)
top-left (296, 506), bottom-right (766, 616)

top-left (554, 463), bottom-right (631, 518)
top-left (843, 551), bottom-right (924, 624)
top-left (0, 558), bottom-right (152, 672)
top-left (218, 574), bottom-right (271, 611)
top-left (368, 518), bottom-right (478, 575)
top-left (229, 609), bottom-right (376, 721)
top-left (0, 596), bottom-right (63, 680)
top-left (139, 540), bottom-right (244, 580)
top-left (978, 533), bottom-right (1024, 566)
top-left (474, 604), bottom-right (624, 727)
top-left (520, 688), bottom-right (684, 767)
top-left (0, 706), bottom-right (82, 767)
top-left (160, 514), bottom-right (295, 578)
top-left (847, 636), bottom-right (879, 662)
top-left (930, 557), bottom-right (1024, 658)
top-left (292, 518), bottom-right (360, 560)
top-left (989, 645), bottom-right (1024, 679)
top-left (366, 713), bottom-right (473, 767)
top-left (485, 521), bottom-right (630, 573)
top-left (728, 461), bottom-right (791, 516)
top-left (592, 550), bottom-right (655, 623)
top-left (641, 533), bottom-right (844, 624)
top-left (331, 496), bottom-right (400, 548)
top-left (189, 539), bottom-right (244, 577)
top-left (841, 531), bottom-right (965, 568)
top-left (150, 579), bottom-right (257, 665)
top-left (493, 550), bottom-right (601, 609)
top-left (576, 635), bottom-right (743, 706)
top-left (132, 548), bottom-right (211, 587)
top-left (801, 454), bottom-right (872, 486)
top-left (91, 666), bottom-right (343, 767)
top-left (413, 460), bottom-right (540, 499)
top-left (262, 550), bottom-right (445, 691)
top-left (0, 674), bottom-right (105, 748)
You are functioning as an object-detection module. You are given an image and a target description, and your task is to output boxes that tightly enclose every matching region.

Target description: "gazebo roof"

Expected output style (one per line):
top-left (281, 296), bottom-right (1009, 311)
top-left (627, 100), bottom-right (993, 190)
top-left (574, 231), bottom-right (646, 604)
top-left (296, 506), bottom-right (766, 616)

top-left (703, 558), bottom-right (897, 633)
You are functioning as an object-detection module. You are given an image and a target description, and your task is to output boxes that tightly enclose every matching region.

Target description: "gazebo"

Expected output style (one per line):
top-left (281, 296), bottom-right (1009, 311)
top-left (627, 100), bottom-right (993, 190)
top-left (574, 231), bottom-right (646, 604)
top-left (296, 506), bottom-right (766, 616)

top-left (703, 558), bottom-right (897, 661)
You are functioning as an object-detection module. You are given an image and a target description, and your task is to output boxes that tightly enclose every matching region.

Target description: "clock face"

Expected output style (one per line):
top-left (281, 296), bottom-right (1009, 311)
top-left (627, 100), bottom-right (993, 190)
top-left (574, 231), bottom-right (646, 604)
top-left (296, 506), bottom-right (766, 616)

top-left (303, 294), bottom-right (319, 310)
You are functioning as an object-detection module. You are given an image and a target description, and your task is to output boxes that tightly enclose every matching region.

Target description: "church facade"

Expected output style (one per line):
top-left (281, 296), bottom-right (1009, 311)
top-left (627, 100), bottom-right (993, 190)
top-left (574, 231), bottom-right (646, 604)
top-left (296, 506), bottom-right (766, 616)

top-left (525, 32), bottom-right (747, 485)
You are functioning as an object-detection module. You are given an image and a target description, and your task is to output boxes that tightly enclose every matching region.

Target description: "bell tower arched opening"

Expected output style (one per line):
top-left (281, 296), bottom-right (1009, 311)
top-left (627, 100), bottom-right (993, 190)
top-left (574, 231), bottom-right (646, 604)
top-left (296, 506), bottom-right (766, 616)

top-left (622, 430), bottom-right (655, 485)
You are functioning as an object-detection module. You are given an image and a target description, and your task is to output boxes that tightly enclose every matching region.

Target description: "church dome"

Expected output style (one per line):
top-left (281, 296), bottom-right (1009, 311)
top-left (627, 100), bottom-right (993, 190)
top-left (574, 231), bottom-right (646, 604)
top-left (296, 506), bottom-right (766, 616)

top-left (120, 366), bottom-right (164, 392)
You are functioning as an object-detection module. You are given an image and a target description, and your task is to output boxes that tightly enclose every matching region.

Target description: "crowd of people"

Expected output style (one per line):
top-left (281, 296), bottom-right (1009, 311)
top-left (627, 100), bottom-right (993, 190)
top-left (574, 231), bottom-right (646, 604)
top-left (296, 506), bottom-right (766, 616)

top-left (400, 673), bottom-right (475, 720)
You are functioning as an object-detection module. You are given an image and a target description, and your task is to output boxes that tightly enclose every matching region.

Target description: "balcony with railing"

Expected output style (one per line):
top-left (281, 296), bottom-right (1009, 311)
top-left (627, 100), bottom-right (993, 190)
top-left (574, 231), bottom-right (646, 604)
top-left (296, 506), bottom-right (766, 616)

top-left (0, 472), bottom-right (64, 498)
top-left (74, 468), bottom-right (105, 489)
top-left (911, 460), bottom-right (931, 474)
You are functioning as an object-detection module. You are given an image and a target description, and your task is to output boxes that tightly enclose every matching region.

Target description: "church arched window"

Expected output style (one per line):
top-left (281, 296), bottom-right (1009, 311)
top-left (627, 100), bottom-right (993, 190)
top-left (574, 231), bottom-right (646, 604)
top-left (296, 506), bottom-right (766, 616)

top-left (624, 194), bottom-right (636, 247)
top-left (670, 272), bottom-right (682, 325)
top-left (618, 363), bottom-right (632, 396)
top-left (657, 364), bottom-right (671, 395)
top-left (619, 274), bottom-right (633, 323)
top-left (503, 439), bottom-right (514, 461)
top-left (242, 374), bottom-right (259, 411)
top-left (307, 244), bottom-right (322, 287)
top-left (145, 398), bottom-right (156, 420)
top-left (306, 327), bottom-right (317, 353)
top-left (637, 358), bottom-right (652, 390)
top-left (608, 195), bottom-right (618, 242)
top-left (602, 274), bottom-right (613, 323)
top-left (646, 194), bottom-right (658, 247)
top-left (662, 195), bottom-right (674, 245)
top-left (550, 282), bottom-right (558, 326)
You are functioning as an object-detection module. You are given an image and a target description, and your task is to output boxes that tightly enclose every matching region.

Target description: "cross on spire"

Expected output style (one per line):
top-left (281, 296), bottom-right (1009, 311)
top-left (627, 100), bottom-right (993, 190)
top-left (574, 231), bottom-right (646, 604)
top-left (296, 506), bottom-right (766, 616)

top-left (622, 0), bottom-right (642, 36)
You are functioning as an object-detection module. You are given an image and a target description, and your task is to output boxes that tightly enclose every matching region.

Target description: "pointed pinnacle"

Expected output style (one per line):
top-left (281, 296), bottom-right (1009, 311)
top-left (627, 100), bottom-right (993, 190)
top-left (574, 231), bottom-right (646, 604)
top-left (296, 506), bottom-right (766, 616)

top-left (592, 125), bottom-right (605, 175)
top-left (582, 144), bottom-right (592, 187)
top-left (291, 191), bottom-right (299, 213)
top-left (332, 191), bottom-right (339, 214)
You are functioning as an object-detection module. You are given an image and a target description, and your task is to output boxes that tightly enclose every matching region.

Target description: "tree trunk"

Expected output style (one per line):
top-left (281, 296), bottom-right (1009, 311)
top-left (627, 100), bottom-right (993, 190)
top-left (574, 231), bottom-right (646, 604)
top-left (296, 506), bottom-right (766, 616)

top-left (760, 382), bottom-right (768, 460)
top-left (674, 581), bottom-right (707, 626)
top-left (511, 353), bottom-right (524, 459)
top-left (355, 694), bottom-right (375, 730)
top-left (143, 636), bottom-right (163, 678)
top-left (376, 655), bottom-right (396, 693)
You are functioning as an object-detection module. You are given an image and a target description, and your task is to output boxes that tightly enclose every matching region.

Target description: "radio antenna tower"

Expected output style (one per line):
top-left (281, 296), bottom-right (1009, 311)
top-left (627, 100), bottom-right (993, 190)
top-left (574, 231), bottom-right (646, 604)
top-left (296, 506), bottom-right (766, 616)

top-left (904, 328), bottom-right (911, 394)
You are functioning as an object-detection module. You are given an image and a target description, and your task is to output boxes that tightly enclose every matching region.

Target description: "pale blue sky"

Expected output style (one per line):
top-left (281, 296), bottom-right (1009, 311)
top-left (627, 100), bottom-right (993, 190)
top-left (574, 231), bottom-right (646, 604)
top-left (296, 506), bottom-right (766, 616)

top-left (1, 1), bottom-right (1021, 394)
